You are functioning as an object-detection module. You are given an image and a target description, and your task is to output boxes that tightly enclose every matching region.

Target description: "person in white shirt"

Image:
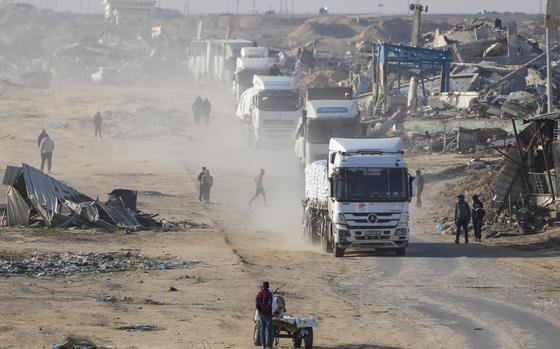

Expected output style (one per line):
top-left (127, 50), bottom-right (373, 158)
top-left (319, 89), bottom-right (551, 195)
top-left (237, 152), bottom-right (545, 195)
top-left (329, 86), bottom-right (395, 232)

top-left (39, 134), bottom-right (55, 173)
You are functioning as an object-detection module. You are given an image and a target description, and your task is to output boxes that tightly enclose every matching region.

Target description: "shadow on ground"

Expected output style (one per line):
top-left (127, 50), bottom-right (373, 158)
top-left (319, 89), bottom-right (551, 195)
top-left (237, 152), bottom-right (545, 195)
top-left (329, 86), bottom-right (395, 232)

top-left (314, 345), bottom-right (401, 349)
top-left (343, 242), bottom-right (560, 259)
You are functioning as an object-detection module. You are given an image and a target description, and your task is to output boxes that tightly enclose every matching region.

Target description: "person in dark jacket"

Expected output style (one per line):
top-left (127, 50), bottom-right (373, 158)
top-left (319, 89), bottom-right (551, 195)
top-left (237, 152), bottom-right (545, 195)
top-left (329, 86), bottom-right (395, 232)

top-left (37, 129), bottom-right (47, 147)
top-left (192, 97), bottom-right (203, 124)
top-left (454, 194), bottom-right (471, 244)
top-left (201, 169), bottom-right (213, 203)
top-left (472, 194), bottom-right (485, 242)
top-left (197, 167), bottom-right (206, 202)
top-left (93, 111), bottom-right (103, 138)
top-left (415, 169), bottom-right (424, 207)
top-left (255, 281), bottom-right (274, 349)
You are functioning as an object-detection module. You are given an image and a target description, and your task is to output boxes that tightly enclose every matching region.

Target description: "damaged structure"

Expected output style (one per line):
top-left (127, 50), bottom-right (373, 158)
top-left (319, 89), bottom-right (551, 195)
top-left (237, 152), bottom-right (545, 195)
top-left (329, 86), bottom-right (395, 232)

top-left (1, 164), bottom-right (158, 230)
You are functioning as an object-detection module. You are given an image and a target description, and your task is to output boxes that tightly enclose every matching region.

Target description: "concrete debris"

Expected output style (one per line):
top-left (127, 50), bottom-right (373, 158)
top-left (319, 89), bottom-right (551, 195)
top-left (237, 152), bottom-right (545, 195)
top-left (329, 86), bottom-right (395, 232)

top-left (0, 251), bottom-right (187, 277)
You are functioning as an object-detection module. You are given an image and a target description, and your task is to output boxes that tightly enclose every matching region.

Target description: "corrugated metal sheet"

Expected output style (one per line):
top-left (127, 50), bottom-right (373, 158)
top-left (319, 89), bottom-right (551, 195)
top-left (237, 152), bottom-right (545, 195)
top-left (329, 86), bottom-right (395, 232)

top-left (2, 166), bottom-right (22, 186)
top-left (22, 164), bottom-right (93, 225)
top-left (6, 187), bottom-right (31, 226)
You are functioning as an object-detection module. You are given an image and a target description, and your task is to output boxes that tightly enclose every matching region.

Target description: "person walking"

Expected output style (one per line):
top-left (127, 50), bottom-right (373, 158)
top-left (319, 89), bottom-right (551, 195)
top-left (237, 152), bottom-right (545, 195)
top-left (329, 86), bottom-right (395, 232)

top-left (192, 96), bottom-right (203, 124)
top-left (39, 134), bottom-right (55, 173)
top-left (472, 194), bottom-right (485, 242)
top-left (37, 129), bottom-right (47, 147)
top-left (201, 169), bottom-right (213, 203)
top-left (93, 111), bottom-right (103, 138)
top-left (415, 169), bottom-right (424, 207)
top-left (197, 166), bottom-right (207, 202)
top-left (454, 194), bottom-right (471, 244)
top-left (255, 281), bottom-right (274, 349)
top-left (249, 169), bottom-right (267, 206)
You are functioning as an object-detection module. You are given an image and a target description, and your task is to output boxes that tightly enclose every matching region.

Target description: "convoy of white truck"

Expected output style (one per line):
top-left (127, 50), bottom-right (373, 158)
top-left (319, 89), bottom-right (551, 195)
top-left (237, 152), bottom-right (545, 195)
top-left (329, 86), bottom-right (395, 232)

top-left (189, 42), bottom-right (414, 257)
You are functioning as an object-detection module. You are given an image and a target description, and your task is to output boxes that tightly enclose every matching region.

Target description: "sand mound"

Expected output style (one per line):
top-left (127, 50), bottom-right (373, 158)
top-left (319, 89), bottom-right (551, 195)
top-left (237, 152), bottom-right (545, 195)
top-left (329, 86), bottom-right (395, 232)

top-left (288, 16), bottom-right (359, 42)
top-left (298, 69), bottom-right (349, 89)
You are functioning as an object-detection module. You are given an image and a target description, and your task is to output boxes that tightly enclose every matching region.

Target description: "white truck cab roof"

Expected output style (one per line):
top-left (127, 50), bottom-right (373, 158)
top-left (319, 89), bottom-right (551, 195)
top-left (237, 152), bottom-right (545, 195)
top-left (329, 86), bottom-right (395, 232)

top-left (253, 75), bottom-right (298, 91)
top-left (329, 138), bottom-right (405, 169)
top-left (306, 100), bottom-right (359, 119)
top-left (236, 57), bottom-right (275, 73)
top-left (240, 46), bottom-right (269, 58)
top-left (329, 138), bottom-right (403, 153)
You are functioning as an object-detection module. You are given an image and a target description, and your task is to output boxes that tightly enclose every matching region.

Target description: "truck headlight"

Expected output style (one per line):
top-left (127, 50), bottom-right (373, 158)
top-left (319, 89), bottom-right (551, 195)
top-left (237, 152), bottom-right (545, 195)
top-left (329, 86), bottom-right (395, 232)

top-left (333, 213), bottom-right (346, 224)
top-left (394, 228), bottom-right (408, 236)
top-left (338, 230), bottom-right (350, 238)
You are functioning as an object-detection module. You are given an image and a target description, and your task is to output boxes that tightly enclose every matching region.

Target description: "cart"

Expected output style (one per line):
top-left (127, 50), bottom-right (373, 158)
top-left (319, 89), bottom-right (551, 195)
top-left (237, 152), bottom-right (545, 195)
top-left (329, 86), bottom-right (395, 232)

top-left (253, 314), bottom-right (317, 349)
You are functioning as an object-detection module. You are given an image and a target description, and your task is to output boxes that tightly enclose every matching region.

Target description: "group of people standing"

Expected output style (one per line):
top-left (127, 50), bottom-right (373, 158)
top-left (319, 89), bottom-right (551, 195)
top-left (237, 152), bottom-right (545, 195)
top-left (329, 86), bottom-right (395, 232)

top-left (454, 194), bottom-right (485, 243)
top-left (192, 97), bottom-right (212, 124)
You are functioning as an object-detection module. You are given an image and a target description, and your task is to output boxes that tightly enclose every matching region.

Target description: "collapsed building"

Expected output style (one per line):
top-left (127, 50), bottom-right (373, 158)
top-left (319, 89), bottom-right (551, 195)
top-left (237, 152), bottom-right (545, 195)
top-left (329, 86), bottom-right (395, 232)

top-left (0, 164), bottom-right (158, 230)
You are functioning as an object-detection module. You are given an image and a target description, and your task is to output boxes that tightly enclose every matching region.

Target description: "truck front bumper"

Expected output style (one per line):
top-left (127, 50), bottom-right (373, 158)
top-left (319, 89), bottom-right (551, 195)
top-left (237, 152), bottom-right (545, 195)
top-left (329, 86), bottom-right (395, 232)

top-left (338, 239), bottom-right (408, 251)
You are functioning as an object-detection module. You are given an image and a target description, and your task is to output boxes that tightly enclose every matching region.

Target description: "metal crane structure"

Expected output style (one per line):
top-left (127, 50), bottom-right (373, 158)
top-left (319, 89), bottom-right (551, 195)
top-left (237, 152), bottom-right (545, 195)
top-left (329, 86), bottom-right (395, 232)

top-left (371, 43), bottom-right (453, 116)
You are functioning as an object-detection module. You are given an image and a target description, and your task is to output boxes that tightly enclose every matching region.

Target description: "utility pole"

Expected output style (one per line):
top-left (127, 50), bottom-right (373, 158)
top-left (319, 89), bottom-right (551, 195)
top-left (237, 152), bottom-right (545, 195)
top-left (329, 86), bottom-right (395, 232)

top-left (236, 0), bottom-right (240, 15)
top-left (184, 1), bottom-right (189, 15)
top-left (226, 0), bottom-right (229, 14)
top-left (252, 0), bottom-right (256, 14)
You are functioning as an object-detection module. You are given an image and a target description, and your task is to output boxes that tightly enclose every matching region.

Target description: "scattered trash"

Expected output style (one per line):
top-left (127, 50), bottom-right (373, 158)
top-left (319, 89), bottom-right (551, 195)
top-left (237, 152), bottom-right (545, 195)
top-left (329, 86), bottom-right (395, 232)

top-left (52, 335), bottom-right (110, 349)
top-left (169, 286), bottom-right (178, 292)
top-left (0, 251), bottom-right (188, 277)
top-left (118, 324), bottom-right (160, 332)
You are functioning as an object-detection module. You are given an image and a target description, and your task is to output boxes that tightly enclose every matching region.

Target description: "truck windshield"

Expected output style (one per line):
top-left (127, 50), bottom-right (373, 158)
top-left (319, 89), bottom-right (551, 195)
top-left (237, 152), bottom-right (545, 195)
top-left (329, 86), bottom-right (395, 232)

top-left (257, 91), bottom-right (300, 111)
top-left (332, 168), bottom-right (408, 202)
top-left (307, 119), bottom-right (358, 143)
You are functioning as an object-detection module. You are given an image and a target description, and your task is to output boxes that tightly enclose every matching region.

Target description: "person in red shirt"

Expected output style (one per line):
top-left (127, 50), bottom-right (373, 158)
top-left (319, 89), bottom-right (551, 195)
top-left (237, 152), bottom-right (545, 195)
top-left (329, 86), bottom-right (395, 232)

top-left (255, 281), bottom-right (274, 348)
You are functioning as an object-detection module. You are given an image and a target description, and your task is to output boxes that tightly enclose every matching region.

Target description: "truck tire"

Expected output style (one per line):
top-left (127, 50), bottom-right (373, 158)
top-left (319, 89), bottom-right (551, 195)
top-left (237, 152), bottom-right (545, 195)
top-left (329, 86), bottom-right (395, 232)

top-left (395, 247), bottom-right (406, 256)
top-left (333, 244), bottom-right (345, 258)
top-left (304, 327), bottom-right (313, 349)
top-left (253, 321), bottom-right (261, 346)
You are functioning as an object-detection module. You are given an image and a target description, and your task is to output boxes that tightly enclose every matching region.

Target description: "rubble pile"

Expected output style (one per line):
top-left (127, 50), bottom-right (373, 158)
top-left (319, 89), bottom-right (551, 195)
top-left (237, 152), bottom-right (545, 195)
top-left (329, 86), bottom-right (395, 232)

top-left (0, 251), bottom-right (187, 277)
top-left (0, 3), bottom-right (189, 86)
top-left (437, 166), bottom-right (555, 238)
top-left (405, 127), bottom-right (510, 154)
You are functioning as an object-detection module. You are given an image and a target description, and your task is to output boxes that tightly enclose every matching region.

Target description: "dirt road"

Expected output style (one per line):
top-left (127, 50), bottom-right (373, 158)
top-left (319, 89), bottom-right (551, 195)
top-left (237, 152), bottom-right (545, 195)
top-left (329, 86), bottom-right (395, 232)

top-left (1, 83), bottom-right (560, 348)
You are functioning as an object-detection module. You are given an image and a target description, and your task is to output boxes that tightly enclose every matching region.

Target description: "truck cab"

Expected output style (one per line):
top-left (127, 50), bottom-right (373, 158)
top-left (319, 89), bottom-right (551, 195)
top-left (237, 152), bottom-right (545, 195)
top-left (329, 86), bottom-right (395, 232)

top-left (294, 99), bottom-right (360, 164)
top-left (234, 47), bottom-right (276, 102)
top-left (242, 75), bottom-right (302, 148)
top-left (327, 138), bottom-right (413, 256)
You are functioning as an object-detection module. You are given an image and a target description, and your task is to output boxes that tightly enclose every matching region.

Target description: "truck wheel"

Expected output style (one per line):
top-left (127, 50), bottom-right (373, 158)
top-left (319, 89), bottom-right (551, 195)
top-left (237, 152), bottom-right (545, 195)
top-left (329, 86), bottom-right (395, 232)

top-left (304, 328), bottom-right (313, 349)
top-left (253, 321), bottom-right (261, 346)
top-left (395, 247), bottom-right (406, 256)
top-left (293, 335), bottom-right (302, 348)
top-left (333, 244), bottom-right (345, 258)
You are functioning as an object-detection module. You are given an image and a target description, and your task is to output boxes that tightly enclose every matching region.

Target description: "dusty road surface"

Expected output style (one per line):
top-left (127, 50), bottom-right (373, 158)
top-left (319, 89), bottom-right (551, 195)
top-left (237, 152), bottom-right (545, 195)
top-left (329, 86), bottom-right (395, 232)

top-left (1, 82), bottom-right (560, 349)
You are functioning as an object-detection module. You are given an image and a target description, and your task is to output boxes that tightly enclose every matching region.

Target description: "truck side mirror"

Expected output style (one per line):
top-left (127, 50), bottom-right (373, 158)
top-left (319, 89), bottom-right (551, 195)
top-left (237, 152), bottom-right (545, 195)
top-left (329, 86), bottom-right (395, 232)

top-left (329, 152), bottom-right (336, 164)
top-left (408, 175), bottom-right (416, 202)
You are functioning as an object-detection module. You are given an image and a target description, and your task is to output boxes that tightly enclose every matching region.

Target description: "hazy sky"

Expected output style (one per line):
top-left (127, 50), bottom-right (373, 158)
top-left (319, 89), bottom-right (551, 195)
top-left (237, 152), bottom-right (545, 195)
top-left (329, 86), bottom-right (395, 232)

top-left (22, 0), bottom-right (544, 15)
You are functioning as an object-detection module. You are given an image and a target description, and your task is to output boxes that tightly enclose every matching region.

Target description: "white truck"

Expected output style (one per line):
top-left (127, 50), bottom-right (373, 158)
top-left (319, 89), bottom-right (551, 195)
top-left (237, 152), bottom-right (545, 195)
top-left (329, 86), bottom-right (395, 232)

top-left (234, 47), bottom-right (276, 102)
top-left (294, 98), bottom-right (361, 165)
top-left (302, 137), bottom-right (414, 257)
top-left (236, 75), bottom-right (302, 148)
